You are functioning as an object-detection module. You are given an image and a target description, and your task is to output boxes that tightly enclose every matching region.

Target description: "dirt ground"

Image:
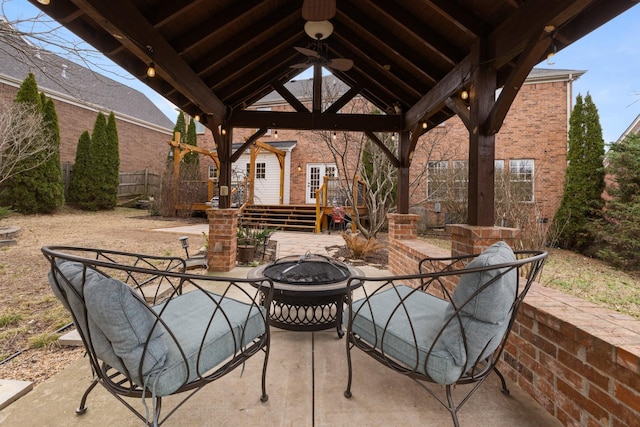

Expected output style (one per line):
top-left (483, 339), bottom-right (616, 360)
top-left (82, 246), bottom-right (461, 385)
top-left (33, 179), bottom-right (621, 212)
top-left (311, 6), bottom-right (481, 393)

top-left (0, 207), bottom-right (210, 384)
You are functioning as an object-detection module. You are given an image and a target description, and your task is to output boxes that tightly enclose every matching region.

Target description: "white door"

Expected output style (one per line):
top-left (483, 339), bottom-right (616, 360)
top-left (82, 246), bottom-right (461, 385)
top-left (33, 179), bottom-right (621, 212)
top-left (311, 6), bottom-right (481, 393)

top-left (306, 163), bottom-right (337, 204)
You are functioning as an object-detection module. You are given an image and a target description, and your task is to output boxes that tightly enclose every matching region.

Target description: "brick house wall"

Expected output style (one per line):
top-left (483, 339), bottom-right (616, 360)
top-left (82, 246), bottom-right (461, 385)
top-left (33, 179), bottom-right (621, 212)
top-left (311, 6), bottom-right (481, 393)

top-left (410, 79), bottom-right (570, 226)
top-left (199, 70), bottom-right (576, 227)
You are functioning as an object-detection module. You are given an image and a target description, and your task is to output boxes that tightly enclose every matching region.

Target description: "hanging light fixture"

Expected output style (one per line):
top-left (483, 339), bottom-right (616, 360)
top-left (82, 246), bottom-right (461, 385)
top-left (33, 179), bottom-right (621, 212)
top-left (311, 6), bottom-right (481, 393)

top-left (304, 20), bottom-right (334, 40)
top-left (422, 121), bottom-right (427, 129)
top-left (460, 90), bottom-right (469, 100)
top-left (146, 62), bottom-right (156, 78)
top-left (194, 114), bottom-right (201, 122)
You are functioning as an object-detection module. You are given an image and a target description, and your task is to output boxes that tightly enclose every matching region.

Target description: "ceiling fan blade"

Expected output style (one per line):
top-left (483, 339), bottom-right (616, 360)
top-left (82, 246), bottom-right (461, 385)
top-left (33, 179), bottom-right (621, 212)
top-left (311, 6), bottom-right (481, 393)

top-left (302, 0), bottom-right (336, 21)
top-left (294, 46), bottom-right (320, 58)
top-left (290, 63), bottom-right (311, 69)
top-left (328, 58), bottom-right (353, 71)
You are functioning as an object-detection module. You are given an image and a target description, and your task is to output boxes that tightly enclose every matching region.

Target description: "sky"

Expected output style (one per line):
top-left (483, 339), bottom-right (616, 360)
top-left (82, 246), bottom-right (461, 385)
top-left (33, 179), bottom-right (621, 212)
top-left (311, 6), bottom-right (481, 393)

top-left (3, 1), bottom-right (640, 143)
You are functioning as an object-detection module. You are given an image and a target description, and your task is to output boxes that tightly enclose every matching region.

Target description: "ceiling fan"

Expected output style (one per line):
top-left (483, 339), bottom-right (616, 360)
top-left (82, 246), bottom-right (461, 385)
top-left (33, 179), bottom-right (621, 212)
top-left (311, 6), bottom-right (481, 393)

top-left (291, 41), bottom-right (353, 72)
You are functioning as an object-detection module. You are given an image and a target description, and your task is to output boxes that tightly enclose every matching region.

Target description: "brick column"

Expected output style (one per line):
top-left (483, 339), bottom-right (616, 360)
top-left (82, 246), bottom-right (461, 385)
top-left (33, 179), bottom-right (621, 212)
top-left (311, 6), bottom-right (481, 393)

top-left (388, 213), bottom-right (419, 242)
top-left (446, 224), bottom-right (520, 257)
top-left (207, 208), bottom-right (239, 272)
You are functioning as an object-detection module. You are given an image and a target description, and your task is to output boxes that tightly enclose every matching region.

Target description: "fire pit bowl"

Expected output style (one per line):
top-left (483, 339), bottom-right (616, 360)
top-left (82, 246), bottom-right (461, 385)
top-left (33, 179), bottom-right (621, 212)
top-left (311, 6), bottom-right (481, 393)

top-left (247, 253), bottom-right (363, 336)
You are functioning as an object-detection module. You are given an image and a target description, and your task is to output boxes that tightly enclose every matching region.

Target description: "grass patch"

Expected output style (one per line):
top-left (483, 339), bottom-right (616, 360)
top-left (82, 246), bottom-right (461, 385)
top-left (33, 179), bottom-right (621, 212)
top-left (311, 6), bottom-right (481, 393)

top-left (0, 313), bottom-right (22, 328)
top-left (417, 238), bottom-right (640, 319)
top-left (28, 332), bottom-right (60, 349)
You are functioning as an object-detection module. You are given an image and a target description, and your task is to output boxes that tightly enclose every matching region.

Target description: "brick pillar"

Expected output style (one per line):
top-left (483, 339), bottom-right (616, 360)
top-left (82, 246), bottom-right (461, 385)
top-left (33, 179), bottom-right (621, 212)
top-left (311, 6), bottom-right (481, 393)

top-left (207, 208), bottom-right (239, 272)
top-left (388, 213), bottom-right (419, 242)
top-left (446, 224), bottom-right (520, 257)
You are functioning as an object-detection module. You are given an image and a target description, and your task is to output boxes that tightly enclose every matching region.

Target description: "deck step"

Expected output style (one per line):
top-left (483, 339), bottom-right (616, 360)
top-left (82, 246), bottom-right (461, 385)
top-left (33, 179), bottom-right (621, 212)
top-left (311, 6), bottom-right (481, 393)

top-left (241, 204), bottom-right (317, 232)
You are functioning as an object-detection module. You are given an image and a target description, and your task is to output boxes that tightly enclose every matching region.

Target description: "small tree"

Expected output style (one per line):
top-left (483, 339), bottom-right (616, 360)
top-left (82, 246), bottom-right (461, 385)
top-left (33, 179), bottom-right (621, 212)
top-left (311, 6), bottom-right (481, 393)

top-left (90, 112), bottom-right (112, 209)
top-left (589, 133), bottom-right (640, 270)
top-left (104, 112), bottom-right (121, 207)
top-left (68, 131), bottom-right (92, 205)
top-left (37, 96), bottom-right (65, 212)
top-left (184, 117), bottom-right (199, 171)
top-left (551, 93), bottom-right (605, 252)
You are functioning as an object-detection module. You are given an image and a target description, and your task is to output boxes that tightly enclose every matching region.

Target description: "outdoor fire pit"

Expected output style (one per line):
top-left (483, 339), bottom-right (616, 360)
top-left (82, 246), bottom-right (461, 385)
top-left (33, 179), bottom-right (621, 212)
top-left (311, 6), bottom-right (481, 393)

top-left (247, 253), bottom-right (363, 337)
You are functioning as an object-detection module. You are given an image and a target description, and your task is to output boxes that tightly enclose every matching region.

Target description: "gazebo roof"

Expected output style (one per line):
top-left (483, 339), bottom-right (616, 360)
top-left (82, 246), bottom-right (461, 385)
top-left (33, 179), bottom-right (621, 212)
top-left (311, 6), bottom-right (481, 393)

top-left (27, 0), bottom-right (637, 134)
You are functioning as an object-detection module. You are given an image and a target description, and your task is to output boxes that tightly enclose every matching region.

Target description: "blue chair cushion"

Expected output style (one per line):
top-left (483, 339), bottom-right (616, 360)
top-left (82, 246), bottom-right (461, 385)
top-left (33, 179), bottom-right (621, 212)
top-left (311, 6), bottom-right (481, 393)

top-left (83, 270), bottom-right (168, 386)
top-left (442, 241), bottom-right (517, 367)
top-left (49, 260), bottom-right (128, 375)
top-left (346, 285), bottom-right (463, 385)
top-left (50, 260), bottom-right (266, 396)
top-left (147, 290), bottom-right (267, 396)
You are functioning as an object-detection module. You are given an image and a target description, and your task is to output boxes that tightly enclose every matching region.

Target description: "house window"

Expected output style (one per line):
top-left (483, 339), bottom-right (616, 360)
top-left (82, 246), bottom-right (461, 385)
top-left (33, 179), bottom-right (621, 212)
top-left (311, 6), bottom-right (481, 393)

top-left (509, 159), bottom-right (534, 202)
top-left (208, 164), bottom-right (218, 182)
top-left (453, 160), bottom-right (468, 201)
top-left (427, 161), bottom-right (448, 200)
top-left (255, 162), bottom-right (266, 179)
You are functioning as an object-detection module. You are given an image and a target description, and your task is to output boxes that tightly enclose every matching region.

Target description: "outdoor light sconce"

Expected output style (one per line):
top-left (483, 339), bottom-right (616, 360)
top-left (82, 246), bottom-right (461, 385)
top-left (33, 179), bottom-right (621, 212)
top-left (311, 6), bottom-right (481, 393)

top-left (179, 236), bottom-right (190, 258)
top-left (297, 164), bottom-right (302, 172)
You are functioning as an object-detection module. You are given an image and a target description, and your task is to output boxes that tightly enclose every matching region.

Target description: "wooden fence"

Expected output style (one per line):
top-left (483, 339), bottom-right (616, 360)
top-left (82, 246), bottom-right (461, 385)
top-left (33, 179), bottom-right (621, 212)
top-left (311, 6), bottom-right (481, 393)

top-left (61, 163), bottom-right (161, 198)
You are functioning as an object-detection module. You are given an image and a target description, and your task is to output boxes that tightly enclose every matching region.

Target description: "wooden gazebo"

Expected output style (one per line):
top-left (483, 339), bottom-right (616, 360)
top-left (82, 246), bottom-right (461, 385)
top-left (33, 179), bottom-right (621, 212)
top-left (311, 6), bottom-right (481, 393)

top-left (29, 0), bottom-right (639, 269)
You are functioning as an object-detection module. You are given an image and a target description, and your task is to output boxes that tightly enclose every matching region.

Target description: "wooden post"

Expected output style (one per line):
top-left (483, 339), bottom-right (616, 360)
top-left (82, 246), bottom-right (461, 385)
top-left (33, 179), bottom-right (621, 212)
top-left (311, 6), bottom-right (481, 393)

top-left (467, 39), bottom-right (496, 226)
top-left (397, 130), bottom-right (411, 214)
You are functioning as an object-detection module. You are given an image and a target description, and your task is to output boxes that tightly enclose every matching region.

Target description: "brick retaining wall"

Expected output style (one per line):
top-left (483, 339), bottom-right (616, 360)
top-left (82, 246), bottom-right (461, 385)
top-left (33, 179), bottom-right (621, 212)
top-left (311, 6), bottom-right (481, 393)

top-left (388, 237), bottom-right (640, 426)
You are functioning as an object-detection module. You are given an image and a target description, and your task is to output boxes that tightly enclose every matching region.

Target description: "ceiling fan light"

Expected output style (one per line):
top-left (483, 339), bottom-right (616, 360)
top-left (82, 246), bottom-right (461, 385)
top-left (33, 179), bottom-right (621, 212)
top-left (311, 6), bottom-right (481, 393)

top-left (304, 20), bottom-right (333, 40)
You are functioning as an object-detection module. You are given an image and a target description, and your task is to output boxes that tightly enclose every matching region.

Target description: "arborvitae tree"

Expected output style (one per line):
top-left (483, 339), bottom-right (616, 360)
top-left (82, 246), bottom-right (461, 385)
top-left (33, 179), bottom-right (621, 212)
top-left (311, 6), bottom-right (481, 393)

top-left (6, 73), bottom-right (43, 214)
top-left (184, 117), bottom-right (199, 169)
top-left (90, 112), bottom-right (111, 209)
top-left (104, 112), bottom-right (120, 208)
top-left (173, 111), bottom-right (186, 143)
top-left (169, 111), bottom-right (187, 166)
top-left (38, 96), bottom-right (65, 212)
top-left (68, 131), bottom-right (93, 207)
top-left (589, 133), bottom-right (640, 270)
top-left (552, 93), bottom-right (605, 252)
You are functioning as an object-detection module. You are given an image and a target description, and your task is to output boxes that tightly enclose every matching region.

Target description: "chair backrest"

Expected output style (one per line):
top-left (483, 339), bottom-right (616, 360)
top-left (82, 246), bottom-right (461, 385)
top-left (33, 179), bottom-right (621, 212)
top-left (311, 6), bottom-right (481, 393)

top-left (44, 248), bottom-right (187, 386)
top-left (345, 241), bottom-right (547, 384)
top-left (420, 242), bottom-right (548, 377)
top-left (42, 245), bottom-right (274, 395)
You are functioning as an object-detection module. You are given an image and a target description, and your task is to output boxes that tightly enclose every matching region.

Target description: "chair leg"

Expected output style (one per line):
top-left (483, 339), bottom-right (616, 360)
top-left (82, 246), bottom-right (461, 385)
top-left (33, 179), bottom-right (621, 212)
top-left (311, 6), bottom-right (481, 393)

top-left (75, 378), bottom-right (99, 414)
top-left (344, 341), bottom-right (354, 398)
top-left (445, 384), bottom-right (461, 427)
top-left (260, 347), bottom-right (269, 402)
top-left (493, 366), bottom-right (510, 394)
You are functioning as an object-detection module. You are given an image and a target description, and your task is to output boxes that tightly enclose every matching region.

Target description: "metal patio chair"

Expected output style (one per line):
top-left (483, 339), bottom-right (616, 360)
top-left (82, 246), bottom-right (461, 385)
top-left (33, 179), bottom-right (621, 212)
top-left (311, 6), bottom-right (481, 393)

top-left (43, 245), bottom-right (273, 426)
top-left (343, 241), bottom-right (547, 427)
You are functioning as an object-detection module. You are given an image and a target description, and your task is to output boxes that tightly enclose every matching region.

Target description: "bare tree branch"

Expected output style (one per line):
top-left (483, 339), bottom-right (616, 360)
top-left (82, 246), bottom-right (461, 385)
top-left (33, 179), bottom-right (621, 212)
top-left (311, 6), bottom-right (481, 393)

top-left (0, 101), bottom-right (55, 186)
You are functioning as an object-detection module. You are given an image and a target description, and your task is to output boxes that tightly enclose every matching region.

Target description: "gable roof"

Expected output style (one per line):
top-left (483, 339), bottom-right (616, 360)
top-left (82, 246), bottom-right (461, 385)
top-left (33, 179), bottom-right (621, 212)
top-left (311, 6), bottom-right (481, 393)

top-left (0, 19), bottom-right (173, 130)
top-left (26, 0), bottom-right (635, 135)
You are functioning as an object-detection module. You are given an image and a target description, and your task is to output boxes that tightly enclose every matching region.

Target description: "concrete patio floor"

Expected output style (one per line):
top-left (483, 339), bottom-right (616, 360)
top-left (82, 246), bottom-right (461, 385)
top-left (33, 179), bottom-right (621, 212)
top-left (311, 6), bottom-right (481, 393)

top-left (0, 229), bottom-right (561, 426)
top-left (0, 327), bottom-right (559, 427)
